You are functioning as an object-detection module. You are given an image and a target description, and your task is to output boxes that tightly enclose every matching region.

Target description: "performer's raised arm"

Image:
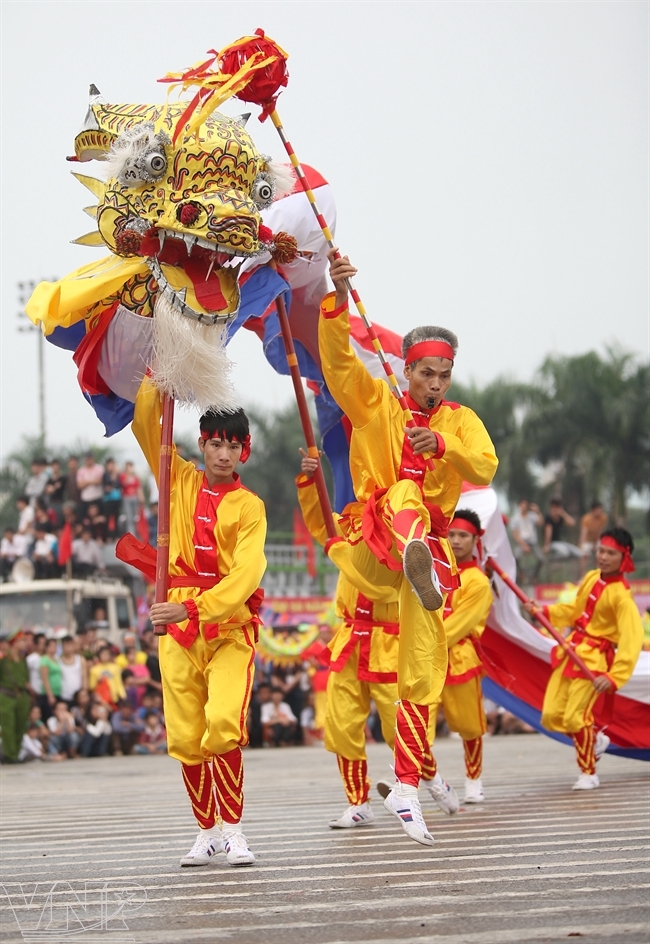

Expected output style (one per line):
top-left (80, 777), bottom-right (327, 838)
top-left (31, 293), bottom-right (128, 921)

top-left (318, 253), bottom-right (386, 428)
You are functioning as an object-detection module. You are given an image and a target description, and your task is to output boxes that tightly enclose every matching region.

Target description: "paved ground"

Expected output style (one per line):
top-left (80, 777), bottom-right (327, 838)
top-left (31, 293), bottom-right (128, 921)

top-left (1, 734), bottom-right (648, 944)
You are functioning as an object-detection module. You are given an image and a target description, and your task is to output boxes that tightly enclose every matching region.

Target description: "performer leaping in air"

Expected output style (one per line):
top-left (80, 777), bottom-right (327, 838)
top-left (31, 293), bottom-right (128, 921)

top-left (131, 378), bottom-right (266, 867)
top-left (319, 251), bottom-right (498, 845)
top-left (525, 527), bottom-right (643, 791)
top-left (297, 453), bottom-right (460, 830)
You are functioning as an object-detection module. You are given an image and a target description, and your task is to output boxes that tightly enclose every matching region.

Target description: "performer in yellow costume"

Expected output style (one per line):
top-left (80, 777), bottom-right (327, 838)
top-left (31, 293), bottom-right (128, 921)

top-left (526, 528), bottom-right (643, 791)
top-left (297, 454), bottom-right (460, 829)
top-left (320, 252), bottom-right (497, 845)
top-left (429, 509), bottom-right (493, 804)
top-left (131, 377), bottom-right (266, 866)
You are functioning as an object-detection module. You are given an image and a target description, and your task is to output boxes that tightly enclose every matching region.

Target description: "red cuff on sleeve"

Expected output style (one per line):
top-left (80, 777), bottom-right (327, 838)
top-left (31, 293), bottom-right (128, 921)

top-left (184, 599), bottom-right (199, 621)
top-left (296, 473), bottom-right (316, 488)
top-left (324, 536), bottom-right (345, 557)
top-left (432, 433), bottom-right (446, 459)
top-left (320, 300), bottom-right (349, 320)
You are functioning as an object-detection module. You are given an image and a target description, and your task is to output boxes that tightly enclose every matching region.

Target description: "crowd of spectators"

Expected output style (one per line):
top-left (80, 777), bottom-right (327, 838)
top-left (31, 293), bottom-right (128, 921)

top-left (508, 497), bottom-right (609, 583)
top-left (5, 625), bottom-right (166, 763)
top-left (1, 454), bottom-right (158, 582)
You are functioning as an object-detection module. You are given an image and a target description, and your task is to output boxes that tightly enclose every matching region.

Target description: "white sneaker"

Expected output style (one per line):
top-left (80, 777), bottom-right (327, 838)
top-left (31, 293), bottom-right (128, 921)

top-left (595, 731), bottom-right (610, 760)
top-left (403, 539), bottom-right (443, 611)
top-left (383, 781), bottom-right (434, 846)
top-left (180, 831), bottom-right (222, 867)
top-left (376, 779), bottom-right (393, 800)
top-left (329, 801), bottom-right (375, 829)
top-left (572, 773), bottom-right (600, 791)
top-left (464, 777), bottom-right (485, 804)
top-left (222, 825), bottom-right (255, 866)
top-left (424, 772), bottom-right (459, 814)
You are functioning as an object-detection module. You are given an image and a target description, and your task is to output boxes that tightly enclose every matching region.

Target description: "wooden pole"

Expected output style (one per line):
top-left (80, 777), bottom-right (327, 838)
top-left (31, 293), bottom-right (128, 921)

top-left (269, 106), bottom-right (435, 473)
top-left (275, 294), bottom-right (337, 540)
top-left (486, 557), bottom-right (597, 683)
top-left (154, 393), bottom-right (175, 636)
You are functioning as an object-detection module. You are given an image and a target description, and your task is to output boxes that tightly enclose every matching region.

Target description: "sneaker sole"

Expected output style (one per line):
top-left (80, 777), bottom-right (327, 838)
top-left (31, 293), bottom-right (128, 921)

top-left (227, 856), bottom-right (255, 867)
top-left (464, 796), bottom-right (485, 804)
top-left (376, 781), bottom-right (392, 800)
top-left (403, 541), bottom-right (443, 611)
top-left (426, 788), bottom-right (459, 815)
top-left (180, 857), bottom-right (216, 867)
top-left (383, 797), bottom-right (435, 846)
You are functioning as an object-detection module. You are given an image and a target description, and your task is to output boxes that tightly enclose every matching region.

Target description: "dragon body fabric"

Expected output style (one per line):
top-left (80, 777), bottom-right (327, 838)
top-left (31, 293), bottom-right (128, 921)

top-left (26, 70), bottom-right (297, 428)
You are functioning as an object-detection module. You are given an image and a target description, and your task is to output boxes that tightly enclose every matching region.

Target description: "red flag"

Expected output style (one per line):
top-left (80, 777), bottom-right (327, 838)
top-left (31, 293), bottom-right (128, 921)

top-left (136, 504), bottom-right (150, 544)
top-left (293, 507), bottom-right (316, 579)
top-left (57, 521), bottom-right (73, 566)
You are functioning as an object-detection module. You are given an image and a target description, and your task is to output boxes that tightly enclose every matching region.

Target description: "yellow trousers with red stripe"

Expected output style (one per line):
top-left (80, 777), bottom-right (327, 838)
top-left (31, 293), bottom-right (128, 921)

top-left (429, 676), bottom-right (487, 744)
top-left (324, 646), bottom-right (398, 759)
top-left (347, 481), bottom-right (448, 707)
top-left (159, 624), bottom-right (256, 766)
top-left (541, 668), bottom-right (600, 735)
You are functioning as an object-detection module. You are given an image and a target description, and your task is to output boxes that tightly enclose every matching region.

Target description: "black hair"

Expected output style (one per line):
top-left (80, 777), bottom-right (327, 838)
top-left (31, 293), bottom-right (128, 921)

top-left (144, 710), bottom-right (159, 721)
top-left (61, 635), bottom-right (73, 645)
top-left (199, 407), bottom-right (249, 442)
top-left (271, 686), bottom-right (285, 695)
top-left (452, 509), bottom-right (482, 533)
top-left (591, 501), bottom-right (603, 510)
top-left (16, 495), bottom-right (28, 505)
top-left (550, 497), bottom-right (563, 506)
top-left (601, 527), bottom-right (634, 554)
top-left (97, 645), bottom-right (111, 657)
top-left (117, 698), bottom-right (131, 708)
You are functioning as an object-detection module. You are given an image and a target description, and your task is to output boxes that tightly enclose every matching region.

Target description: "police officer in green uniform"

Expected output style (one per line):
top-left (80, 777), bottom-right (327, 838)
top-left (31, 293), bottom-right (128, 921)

top-left (0, 631), bottom-right (31, 763)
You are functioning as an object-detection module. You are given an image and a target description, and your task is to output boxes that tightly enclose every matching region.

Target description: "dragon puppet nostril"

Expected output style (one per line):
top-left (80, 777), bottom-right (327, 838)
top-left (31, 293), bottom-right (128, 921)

top-left (177, 203), bottom-right (202, 227)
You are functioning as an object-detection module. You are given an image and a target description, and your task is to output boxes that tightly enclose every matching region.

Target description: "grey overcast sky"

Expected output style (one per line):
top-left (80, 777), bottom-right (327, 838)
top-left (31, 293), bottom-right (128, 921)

top-left (1, 0), bottom-right (647, 463)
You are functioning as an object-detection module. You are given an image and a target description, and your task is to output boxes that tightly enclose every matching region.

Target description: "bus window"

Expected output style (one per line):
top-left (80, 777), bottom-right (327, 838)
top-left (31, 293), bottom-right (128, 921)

top-left (116, 598), bottom-right (131, 629)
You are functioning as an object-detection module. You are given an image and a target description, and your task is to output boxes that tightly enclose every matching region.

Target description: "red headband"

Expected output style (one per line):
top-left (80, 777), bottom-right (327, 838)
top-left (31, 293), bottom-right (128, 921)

top-left (405, 340), bottom-right (455, 366)
top-left (450, 515), bottom-right (484, 558)
top-left (200, 431), bottom-right (251, 464)
top-left (599, 535), bottom-right (635, 574)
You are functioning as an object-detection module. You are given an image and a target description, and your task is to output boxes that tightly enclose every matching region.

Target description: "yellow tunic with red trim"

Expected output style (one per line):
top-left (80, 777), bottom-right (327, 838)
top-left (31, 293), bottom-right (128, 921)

top-left (133, 378), bottom-right (266, 646)
top-left (443, 561), bottom-right (493, 684)
top-left (544, 570), bottom-right (643, 690)
top-left (296, 473), bottom-right (399, 682)
top-left (318, 293), bottom-right (498, 574)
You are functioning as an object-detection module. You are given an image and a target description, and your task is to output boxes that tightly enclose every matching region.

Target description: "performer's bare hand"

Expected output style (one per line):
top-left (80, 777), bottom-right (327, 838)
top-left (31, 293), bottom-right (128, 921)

top-left (523, 602), bottom-right (538, 617)
top-left (592, 675), bottom-right (613, 694)
top-left (299, 447), bottom-right (320, 476)
top-left (327, 248), bottom-right (357, 308)
top-left (150, 602), bottom-right (189, 626)
top-left (406, 426), bottom-right (439, 455)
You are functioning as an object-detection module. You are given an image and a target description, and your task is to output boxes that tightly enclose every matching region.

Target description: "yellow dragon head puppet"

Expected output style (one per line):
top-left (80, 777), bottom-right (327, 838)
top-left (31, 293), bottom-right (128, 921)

top-left (27, 36), bottom-right (297, 421)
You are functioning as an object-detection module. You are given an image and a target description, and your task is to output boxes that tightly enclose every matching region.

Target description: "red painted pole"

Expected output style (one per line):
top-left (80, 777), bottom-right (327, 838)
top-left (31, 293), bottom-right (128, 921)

top-left (153, 393), bottom-right (175, 636)
top-left (275, 294), bottom-right (336, 540)
top-left (486, 557), bottom-right (597, 683)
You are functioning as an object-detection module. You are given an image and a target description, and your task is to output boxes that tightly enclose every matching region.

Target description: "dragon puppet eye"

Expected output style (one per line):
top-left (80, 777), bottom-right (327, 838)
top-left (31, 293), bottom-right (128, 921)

top-left (143, 152), bottom-right (167, 177)
top-left (251, 175), bottom-right (274, 208)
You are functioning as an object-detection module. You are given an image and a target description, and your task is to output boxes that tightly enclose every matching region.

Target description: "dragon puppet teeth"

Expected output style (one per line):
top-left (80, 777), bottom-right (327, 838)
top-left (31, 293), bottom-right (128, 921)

top-left (183, 234), bottom-right (198, 256)
top-left (155, 228), bottom-right (244, 257)
top-left (145, 256), bottom-right (239, 327)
